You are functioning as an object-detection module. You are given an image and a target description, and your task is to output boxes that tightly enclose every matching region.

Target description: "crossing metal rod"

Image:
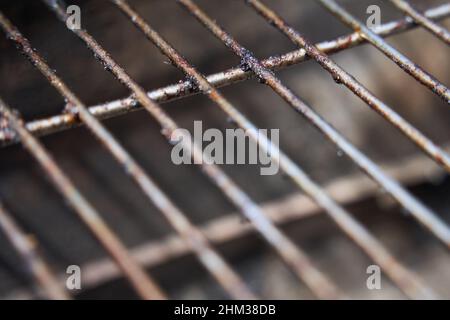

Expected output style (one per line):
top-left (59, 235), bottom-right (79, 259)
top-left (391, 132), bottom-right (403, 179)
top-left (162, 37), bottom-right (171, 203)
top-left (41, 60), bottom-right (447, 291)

top-left (0, 202), bottom-right (69, 300)
top-left (0, 12), bottom-right (255, 300)
top-left (246, 0), bottom-right (450, 174)
top-left (317, 0), bottom-right (450, 104)
top-left (42, 0), bottom-right (344, 299)
top-left (0, 3), bottom-right (449, 146)
top-left (388, 0), bottom-right (450, 45)
top-left (114, 0), bottom-right (438, 299)
top-left (0, 96), bottom-right (165, 300)
top-left (177, 0), bottom-right (450, 250)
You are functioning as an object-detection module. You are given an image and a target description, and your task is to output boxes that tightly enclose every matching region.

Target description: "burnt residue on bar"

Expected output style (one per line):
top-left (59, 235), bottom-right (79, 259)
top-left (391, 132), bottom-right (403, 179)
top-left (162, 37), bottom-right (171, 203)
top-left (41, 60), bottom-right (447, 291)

top-left (0, 3), bottom-right (449, 146)
top-left (245, 0), bottom-right (450, 174)
top-left (388, 0), bottom-right (450, 45)
top-left (318, 0), bottom-right (450, 103)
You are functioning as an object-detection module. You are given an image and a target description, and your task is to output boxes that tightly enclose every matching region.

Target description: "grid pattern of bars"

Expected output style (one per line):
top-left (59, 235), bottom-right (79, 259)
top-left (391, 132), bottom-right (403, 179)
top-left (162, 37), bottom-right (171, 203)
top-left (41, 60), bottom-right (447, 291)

top-left (0, 0), bottom-right (449, 299)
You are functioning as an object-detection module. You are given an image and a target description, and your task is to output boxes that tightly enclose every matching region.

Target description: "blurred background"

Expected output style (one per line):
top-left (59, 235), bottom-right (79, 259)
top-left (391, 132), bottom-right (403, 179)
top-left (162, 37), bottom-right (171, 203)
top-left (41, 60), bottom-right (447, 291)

top-left (0, 0), bottom-right (449, 299)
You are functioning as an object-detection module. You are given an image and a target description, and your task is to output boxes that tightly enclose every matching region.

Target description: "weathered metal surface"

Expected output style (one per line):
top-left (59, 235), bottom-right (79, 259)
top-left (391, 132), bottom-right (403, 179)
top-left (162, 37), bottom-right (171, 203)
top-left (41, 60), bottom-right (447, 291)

top-left (389, 0), bottom-right (450, 45)
top-left (0, 3), bottom-right (448, 146)
top-left (248, 0), bottom-right (450, 174)
top-left (318, 0), bottom-right (450, 103)
top-left (0, 9), bottom-right (254, 300)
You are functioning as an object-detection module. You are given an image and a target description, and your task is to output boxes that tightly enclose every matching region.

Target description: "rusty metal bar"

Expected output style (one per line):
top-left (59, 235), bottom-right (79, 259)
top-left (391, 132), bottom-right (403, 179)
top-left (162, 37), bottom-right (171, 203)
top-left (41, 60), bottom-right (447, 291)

top-left (42, 0), bottom-right (344, 299)
top-left (244, 0), bottom-right (450, 237)
top-left (317, 0), bottom-right (450, 103)
top-left (0, 3), bottom-right (449, 146)
top-left (0, 11), bottom-right (254, 300)
top-left (389, 0), bottom-right (450, 45)
top-left (247, 0), bottom-right (450, 174)
top-left (0, 201), bottom-right (69, 299)
top-left (177, 0), bottom-right (447, 299)
top-left (0, 96), bottom-right (165, 300)
top-left (177, 0), bottom-right (450, 250)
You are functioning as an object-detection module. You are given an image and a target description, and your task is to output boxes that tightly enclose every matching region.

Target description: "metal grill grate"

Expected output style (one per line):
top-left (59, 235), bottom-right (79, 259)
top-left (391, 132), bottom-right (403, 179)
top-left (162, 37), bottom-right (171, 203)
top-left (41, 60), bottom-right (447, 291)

top-left (0, 0), bottom-right (449, 299)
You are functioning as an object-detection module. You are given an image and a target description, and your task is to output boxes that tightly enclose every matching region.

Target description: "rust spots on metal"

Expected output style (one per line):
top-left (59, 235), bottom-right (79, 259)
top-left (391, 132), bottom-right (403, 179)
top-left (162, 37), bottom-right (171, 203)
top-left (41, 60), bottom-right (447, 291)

top-left (1, 3), bottom-right (449, 147)
top-left (249, 0), bottom-right (450, 243)
top-left (318, 0), bottom-right (450, 103)
top-left (246, 0), bottom-right (450, 172)
top-left (389, 0), bottom-right (450, 45)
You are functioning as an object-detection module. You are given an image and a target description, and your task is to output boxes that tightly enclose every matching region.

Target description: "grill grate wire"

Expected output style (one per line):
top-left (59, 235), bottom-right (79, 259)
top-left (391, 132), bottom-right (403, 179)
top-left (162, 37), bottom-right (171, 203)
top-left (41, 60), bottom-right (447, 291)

top-left (0, 0), bottom-right (449, 299)
top-left (388, 0), bottom-right (450, 44)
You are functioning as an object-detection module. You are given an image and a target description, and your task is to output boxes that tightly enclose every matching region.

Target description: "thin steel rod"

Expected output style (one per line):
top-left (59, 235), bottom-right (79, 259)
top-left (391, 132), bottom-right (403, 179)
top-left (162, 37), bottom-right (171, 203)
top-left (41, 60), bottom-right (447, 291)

top-left (112, 0), bottom-right (345, 299)
top-left (389, 0), bottom-right (450, 45)
top-left (0, 201), bottom-right (69, 299)
top-left (1, 3), bottom-right (449, 146)
top-left (247, 0), bottom-right (450, 173)
top-left (177, 0), bottom-right (446, 299)
top-left (178, 0), bottom-right (450, 249)
top-left (5, 146), bottom-right (449, 299)
top-left (317, 0), bottom-right (450, 103)
top-left (0, 12), bottom-right (254, 300)
top-left (43, 0), bottom-right (343, 299)
top-left (0, 96), bottom-right (165, 300)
